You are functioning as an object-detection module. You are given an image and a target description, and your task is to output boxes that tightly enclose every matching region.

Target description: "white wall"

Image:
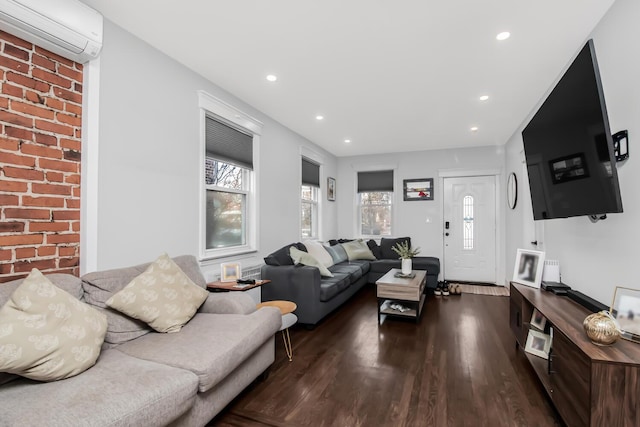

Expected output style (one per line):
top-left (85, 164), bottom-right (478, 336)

top-left (91, 20), bottom-right (338, 278)
top-left (337, 145), bottom-right (505, 281)
top-left (504, 0), bottom-right (640, 305)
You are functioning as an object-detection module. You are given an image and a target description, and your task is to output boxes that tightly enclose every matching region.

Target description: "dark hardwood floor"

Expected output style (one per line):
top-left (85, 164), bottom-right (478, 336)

top-left (211, 286), bottom-right (562, 427)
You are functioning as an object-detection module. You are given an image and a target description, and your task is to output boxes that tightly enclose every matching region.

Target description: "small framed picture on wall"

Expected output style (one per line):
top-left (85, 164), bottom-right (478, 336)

top-left (327, 177), bottom-right (336, 201)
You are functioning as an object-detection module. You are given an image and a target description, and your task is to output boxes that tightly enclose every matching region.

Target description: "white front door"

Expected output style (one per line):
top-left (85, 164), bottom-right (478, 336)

top-left (443, 176), bottom-right (496, 283)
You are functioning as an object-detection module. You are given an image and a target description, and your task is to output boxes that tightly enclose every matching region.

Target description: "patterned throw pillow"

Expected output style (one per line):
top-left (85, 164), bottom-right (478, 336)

top-left (0, 269), bottom-right (108, 382)
top-left (106, 253), bottom-right (209, 333)
top-left (341, 239), bottom-right (377, 261)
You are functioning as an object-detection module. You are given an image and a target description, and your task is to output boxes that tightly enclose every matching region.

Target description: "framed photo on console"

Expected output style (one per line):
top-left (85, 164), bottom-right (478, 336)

top-left (610, 286), bottom-right (640, 343)
top-left (512, 249), bottom-right (545, 288)
top-left (530, 309), bottom-right (547, 331)
top-left (220, 262), bottom-right (241, 282)
top-left (525, 329), bottom-right (552, 359)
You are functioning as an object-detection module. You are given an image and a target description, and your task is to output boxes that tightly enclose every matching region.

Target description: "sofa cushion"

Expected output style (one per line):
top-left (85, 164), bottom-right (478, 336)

top-left (264, 242), bottom-right (306, 266)
top-left (290, 246), bottom-right (333, 277)
top-left (0, 349), bottom-right (198, 427)
top-left (303, 240), bottom-right (334, 268)
top-left (380, 237), bottom-right (412, 259)
top-left (341, 240), bottom-right (377, 261)
top-left (0, 269), bottom-right (107, 382)
top-left (347, 259), bottom-right (372, 276)
top-left (324, 244), bottom-right (348, 264)
top-left (115, 309), bottom-right (281, 393)
top-left (319, 273), bottom-right (351, 302)
top-left (367, 239), bottom-right (382, 259)
top-left (369, 259), bottom-right (402, 273)
top-left (82, 255), bottom-right (205, 344)
top-left (328, 263), bottom-right (363, 283)
top-left (106, 254), bottom-right (209, 333)
top-left (410, 256), bottom-right (440, 274)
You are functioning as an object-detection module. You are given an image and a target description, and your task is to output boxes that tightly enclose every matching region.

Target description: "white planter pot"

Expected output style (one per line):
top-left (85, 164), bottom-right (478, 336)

top-left (401, 258), bottom-right (412, 275)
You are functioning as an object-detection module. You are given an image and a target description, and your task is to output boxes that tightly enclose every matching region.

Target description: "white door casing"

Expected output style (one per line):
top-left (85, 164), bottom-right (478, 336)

top-left (443, 176), bottom-right (497, 283)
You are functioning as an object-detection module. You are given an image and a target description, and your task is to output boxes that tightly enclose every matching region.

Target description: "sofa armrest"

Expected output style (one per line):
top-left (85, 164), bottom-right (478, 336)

top-left (198, 292), bottom-right (257, 315)
top-left (260, 264), bottom-right (322, 312)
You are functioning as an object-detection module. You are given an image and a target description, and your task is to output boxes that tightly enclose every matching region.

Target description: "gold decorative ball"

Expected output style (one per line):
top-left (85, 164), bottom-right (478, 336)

top-left (583, 311), bottom-right (620, 346)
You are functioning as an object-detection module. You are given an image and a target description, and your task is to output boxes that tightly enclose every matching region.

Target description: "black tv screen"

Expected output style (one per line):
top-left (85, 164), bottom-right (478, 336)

top-left (522, 39), bottom-right (623, 220)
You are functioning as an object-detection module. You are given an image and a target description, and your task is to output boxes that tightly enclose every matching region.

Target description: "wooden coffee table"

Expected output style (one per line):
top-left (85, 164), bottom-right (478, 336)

top-left (376, 269), bottom-right (426, 324)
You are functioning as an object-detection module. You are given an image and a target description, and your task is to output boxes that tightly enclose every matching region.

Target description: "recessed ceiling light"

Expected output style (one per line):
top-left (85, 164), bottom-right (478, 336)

top-left (344, 139), bottom-right (351, 143)
top-left (479, 95), bottom-right (489, 101)
top-left (496, 31), bottom-right (511, 41)
top-left (470, 126), bottom-right (479, 132)
top-left (266, 74), bottom-right (277, 82)
top-left (316, 115), bottom-right (324, 121)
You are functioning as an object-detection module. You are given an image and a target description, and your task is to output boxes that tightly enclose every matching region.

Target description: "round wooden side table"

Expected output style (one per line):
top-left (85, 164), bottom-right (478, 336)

top-left (257, 300), bottom-right (297, 361)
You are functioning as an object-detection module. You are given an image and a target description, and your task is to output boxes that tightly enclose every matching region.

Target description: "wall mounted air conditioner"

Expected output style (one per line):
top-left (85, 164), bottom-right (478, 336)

top-left (0, 0), bottom-right (102, 63)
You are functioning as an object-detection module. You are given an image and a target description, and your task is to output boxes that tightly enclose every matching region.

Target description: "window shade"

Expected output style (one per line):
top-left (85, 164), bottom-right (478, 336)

top-left (205, 116), bottom-right (253, 170)
top-left (357, 170), bottom-right (394, 192)
top-left (302, 157), bottom-right (320, 187)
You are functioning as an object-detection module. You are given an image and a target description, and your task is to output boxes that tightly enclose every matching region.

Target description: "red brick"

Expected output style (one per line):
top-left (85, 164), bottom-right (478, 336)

top-left (52, 210), bottom-right (79, 220)
top-left (0, 222), bottom-right (24, 233)
top-left (0, 151), bottom-right (36, 167)
top-left (15, 247), bottom-right (36, 259)
top-left (1, 82), bottom-right (23, 98)
top-left (58, 65), bottom-right (82, 82)
top-left (25, 90), bottom-right (45, 104)
top-left (0, 137), bottom-right (19, 151)
top-left (46, 171), bottom-right (64, 182)
top-left (58, 247), bottom-right (77, 257)
top-left (64, 150), bottom-right (81, 162)
top-left (0, 273), bottom-right (29, 283)
top-left (29, 221), bottom-right (69, 232)
top-left (3, 166), bottom-right (44, 181)
top-left (45, 97), bottom-right (63, 110)
top-left (0, 31), bottom-right (32, 49)
top-left (35, 133), bottom-right (58, 146)
top-left (5, 126), bottom-right (34, 141)
top-left (57, 112), bottom-right (81, 127)
top-left (65, 174), bottom-right (80, 185)
top-left (39, 158), bottom-right (77, 173)
top-left (37, 246), bottom-right (57, 256)
top-left (71, 221), bottom-right (80, 232)
top-left (34, 46), bottom-right (73, 67)
top-left (0, 55), bottom-right (29, 74)
top-left (74, 83), bottom-right (82, 92)
top-left (22, 195), bottom-right (65, 207)
top-left (32, 183), bottom-right (71, 196)
top-left (0, 97), bottom-right (7, 109)
top-left (60, 138), bottom-right (80, 151)
top-left (4, 208), bottom-right (50, 219)
top-left (21, 143), bottom-right (62, 159)
top-left (14, 258), bottom-right (56, 272)
top-left (72, 186), bottom-right (80, 197)
top-left (33, 68), bottom-right (72, 89)
top-left (0, 234), bottom-right (43, 246)
top-left (0, 110), bottom-right (33, 128)
top-left (35, 120), bottom-right (74, 136)
top-left (0, 181), bottom-right (28, 192)
top-left (74, 128), bottom-right (81, 138)
top-left (32, 54), bottom-right (56, 72)
top-left (47, 233), bottom-right (79, 244)
top-left (0, 194), bottom-right (19, 205)
top-left (66, 198), bottom-right (80, 209)
top-left (65, 102), bottom-right (82, 116)
top-left (11, 101), bottom-right (55, 120)
top-left (3, 43), bottom-right (29, 61)
top-left (52, 87), bottom-right (81, 104)
top-left (6, 72), bottom-right (50, 93)
top-left (59, 257), bottom-right (79, 268)
top-left (0, 249), bottom-right (12, 261)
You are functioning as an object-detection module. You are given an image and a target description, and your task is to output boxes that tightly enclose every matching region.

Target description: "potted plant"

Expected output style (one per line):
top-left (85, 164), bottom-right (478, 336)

top-left (392, 241), bottom-right (420, 275)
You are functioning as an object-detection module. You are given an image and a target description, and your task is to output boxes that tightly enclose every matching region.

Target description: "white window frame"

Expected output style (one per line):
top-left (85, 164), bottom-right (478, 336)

top-left (300, 148), bottom-right (323, 240)
top-left (353, 164), bottom-right (397, 238)
top-left (198, 91), bottom-right (263, 260)
top-left (301, 185), bottom-right (319, 239)
top-left (358, 191), bottom-right (393, 238)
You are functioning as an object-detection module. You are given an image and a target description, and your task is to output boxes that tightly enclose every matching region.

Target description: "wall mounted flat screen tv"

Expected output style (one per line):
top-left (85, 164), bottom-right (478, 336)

top-left (522, 39), bottom-right (623, 220)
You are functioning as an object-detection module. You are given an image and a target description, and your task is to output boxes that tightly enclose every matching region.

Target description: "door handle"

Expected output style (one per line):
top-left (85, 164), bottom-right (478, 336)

top-left (531, 240), bottom-right (538, 246)
top-left (445, 233), bottom-right (449, 237)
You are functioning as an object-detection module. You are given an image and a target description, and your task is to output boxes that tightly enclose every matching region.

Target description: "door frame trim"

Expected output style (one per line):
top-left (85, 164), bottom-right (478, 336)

top-left (439, 168), bottom-right (505, 286)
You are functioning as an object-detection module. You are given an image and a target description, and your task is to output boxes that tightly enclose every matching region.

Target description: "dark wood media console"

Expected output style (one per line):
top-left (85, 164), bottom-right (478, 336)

top-left (510, 283), bottom-right (640, 427)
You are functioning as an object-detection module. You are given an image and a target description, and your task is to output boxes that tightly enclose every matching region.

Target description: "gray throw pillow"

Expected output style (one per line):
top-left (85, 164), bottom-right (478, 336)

top-left (324, 244), bottom-right (348, 264)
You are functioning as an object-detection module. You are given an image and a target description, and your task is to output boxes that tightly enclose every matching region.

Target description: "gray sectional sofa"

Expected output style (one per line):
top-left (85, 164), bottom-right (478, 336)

top-left (261, 237), bottom-right (440, 327)
top-left (0, 255), bottom-right (282, 427)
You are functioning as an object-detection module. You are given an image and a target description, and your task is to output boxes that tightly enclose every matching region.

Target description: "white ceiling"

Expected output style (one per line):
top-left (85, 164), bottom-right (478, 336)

top-left (81, 0), bottom-right (615, 157)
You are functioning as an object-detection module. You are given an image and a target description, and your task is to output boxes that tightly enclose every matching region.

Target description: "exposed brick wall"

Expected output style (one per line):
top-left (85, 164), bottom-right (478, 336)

top-left (0, 31), bottom-right (83, 283)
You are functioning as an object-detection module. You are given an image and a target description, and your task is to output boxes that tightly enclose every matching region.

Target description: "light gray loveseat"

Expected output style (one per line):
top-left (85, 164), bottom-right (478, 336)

top-left (0, 255), bottom-right (282, 426)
